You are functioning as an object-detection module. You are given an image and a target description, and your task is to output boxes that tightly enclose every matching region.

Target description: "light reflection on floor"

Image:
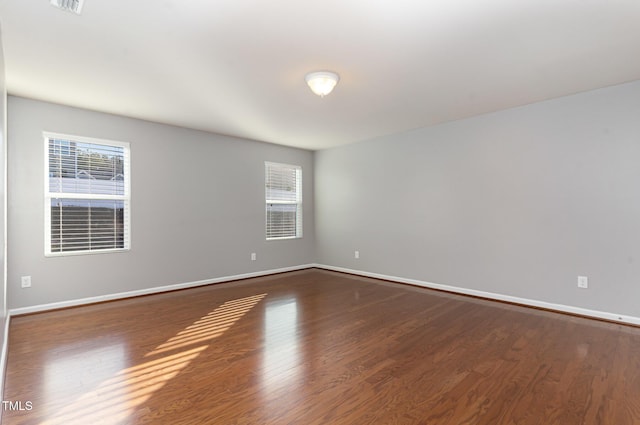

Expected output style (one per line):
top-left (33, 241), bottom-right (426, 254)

top-left (261, 297), bottom-right (302, 394)
top-left (40, 293), bottom-right (267, 424)
top-left (43, 340), bottom-right (127, 419)
top-left (42, 346), bottom-right (207, 425)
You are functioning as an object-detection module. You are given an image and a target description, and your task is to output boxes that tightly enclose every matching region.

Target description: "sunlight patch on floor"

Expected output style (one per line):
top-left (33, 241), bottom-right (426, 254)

top-left (41, 346), bottom-right (207, 425)
top-left (41, 293), bottom-right (267, 425)
top-left (148, 293), bottom-right (267, 355)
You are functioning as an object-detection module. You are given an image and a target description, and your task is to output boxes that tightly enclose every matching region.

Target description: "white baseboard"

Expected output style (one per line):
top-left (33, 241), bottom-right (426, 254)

top-left (9, 264), bottom-right (315, 316)
top-left (314, 264), bottom-right (640, 326)
top-left (9, 263), bottom-right (640, 326)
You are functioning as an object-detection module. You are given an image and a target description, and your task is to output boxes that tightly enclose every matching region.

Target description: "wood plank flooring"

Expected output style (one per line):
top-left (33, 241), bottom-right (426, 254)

top-left (3, 268), bottom-right (640, 424)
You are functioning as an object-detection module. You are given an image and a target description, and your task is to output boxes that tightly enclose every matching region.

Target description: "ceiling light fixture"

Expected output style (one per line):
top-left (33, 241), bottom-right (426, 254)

top-left (50, 0), bottom-right (85, 15)
top-left (305, 71), bottom-right (339, 97)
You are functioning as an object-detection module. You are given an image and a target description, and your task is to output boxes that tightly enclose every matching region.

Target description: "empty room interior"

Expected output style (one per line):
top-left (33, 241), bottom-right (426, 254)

top-left (1, 1), bottom-right (640, 424)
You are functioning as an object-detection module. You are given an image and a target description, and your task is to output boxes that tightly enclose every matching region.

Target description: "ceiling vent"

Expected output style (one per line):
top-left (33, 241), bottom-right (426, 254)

top-left (50, 0), bottom-right (84, 15)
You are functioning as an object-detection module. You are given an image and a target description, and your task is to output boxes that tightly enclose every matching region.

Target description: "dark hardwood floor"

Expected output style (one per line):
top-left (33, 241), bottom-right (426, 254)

top-left (3, 268), bottom-right (640, 424)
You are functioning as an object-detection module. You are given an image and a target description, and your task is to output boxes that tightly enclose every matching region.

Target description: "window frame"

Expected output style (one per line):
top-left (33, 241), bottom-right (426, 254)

top-left (265, 161), bottom-right (303, 241)
top-left (44, 132), bottom-right (131, 257)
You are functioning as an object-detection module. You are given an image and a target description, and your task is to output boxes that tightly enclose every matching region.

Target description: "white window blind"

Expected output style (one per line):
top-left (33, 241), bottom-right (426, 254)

top-left (45, 133), bottom-right (130, 255)
top-left (265, 162), bottom-right (302, 240)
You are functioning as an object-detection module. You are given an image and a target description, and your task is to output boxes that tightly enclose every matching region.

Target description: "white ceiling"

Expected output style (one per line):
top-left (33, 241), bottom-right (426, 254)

top-left (1, 1), bottom-right (640, 150)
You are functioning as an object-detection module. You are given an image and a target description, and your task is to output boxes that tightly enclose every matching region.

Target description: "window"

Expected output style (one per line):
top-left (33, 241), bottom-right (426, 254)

top-left (45, 133), bottom-right (130, 255)
top-left (265, 162), bottom-right (302, 240)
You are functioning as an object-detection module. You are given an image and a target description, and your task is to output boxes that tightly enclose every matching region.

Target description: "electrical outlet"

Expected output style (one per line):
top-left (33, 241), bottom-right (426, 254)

top-left (251, 253), bottom-right (256, 261)
top-left (577, 276), bottom-right (588, 289)
top-left (21, 276), bottom-right (32, 288)
top-left (354, 250), bottom-right (360, 259)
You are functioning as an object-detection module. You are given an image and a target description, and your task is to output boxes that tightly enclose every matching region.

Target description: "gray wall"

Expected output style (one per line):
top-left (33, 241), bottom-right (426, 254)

top-left (8, 96), bottom-right (315, 309)
top-left (0, 27), bottom-right (7, 380)
top-left (316, 80), bottom-right (640, 318)
top-left (8, 80), bottom-right (640, 318)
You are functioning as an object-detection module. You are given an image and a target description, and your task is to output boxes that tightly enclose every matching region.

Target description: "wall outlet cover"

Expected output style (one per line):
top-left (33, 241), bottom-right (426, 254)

top-left (21, 276), bottom-right (32, 288)
top-left (577, 276), bottom-right (588, 289)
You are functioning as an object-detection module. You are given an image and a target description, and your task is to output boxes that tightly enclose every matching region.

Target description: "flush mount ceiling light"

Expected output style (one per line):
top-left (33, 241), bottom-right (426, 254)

top-left (50, 0), bottom-right (84, 15)
top-left (305, 71), bottom-right (340, 97)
